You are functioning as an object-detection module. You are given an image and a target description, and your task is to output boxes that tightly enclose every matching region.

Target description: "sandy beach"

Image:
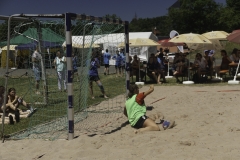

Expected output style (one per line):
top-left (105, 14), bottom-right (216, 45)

top-left (1, 85), bottom-right (240, 160)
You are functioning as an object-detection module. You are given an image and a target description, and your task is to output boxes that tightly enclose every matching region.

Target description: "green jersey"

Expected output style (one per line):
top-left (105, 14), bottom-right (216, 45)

top-left (125, 94), bottom-right (146, 126)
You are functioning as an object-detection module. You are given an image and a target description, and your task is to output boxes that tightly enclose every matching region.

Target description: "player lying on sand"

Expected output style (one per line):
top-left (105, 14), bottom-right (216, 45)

top-left (124, 84), bottom-right (175, 133)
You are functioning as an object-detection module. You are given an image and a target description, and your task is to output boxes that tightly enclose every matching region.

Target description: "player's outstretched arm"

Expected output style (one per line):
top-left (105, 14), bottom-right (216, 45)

top-left (144, 85), bottom-right (154, 97)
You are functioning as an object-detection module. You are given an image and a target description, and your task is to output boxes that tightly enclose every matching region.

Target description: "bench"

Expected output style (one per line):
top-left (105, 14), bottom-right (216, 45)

top-left (174, 72), bottom-right (188, 83)
top-left (219, 70), bottom-right (228, 79)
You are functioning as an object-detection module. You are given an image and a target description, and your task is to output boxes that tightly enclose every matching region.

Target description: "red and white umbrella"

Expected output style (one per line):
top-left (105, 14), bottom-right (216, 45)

top-left (227, 29), bottom-right (240, 44)
top-left (158, 39), bottom-right (184, 47)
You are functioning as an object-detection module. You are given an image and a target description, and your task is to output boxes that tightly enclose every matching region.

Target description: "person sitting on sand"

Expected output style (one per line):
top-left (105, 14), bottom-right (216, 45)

top-left (0, 85), bottom-right (5, 110)
top-left (124, 84), bottom-right (175, 133)
top-left (5, 88), bottom-right (36, 120)
top-left (0, 86), bottom-right (14, 124)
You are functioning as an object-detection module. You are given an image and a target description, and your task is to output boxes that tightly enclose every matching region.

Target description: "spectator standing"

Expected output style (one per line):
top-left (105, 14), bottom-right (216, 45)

top-left (121, 52), bottom-right (126, 75)
top-left (112, 50), bottom-right (118, 74)
top-left (156, 53), bottom-right (166, 83)
top-left (119, 48), bottom-right (124, 57)
top-left (54, 51), bottom-right (67, 92)
top-left (103, 49), bottom-right (111, 75)
top-left (119, 48), bottom-right (126, 74)
top-left (72, 53), bottom-right (79, 82)
top-left (115, 51), bottom-right (123, 77)
top-left (32, 48), bottom-right (42, 95)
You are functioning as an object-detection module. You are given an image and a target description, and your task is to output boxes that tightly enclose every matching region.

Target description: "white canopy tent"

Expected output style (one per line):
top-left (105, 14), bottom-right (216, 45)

top-left (62, 32), bottom-right (158, 62)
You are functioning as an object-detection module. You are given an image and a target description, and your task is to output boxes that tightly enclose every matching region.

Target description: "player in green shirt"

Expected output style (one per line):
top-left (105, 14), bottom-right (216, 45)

top-left (124, 84), bottom-right (174, 133)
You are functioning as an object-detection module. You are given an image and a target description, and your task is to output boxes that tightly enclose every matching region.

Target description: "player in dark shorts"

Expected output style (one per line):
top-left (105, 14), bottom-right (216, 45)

top-left (89, 52), bottom-right (108, 99)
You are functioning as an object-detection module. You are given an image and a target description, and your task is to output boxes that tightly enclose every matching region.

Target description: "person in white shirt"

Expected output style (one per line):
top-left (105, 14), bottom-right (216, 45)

top-left (32, 49), bottom-right (42, 94)
top-left (54, 51), bottom-right (67, 92)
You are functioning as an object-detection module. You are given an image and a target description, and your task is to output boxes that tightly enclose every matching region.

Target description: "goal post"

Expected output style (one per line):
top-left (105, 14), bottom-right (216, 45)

top-left (0, 13), bottom-right (129, 140)
top-left (65, 13), bottom-right (130, 140)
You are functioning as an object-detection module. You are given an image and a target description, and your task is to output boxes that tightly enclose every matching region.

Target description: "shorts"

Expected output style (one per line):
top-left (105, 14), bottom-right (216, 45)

top-left (133, 115), bottom-right (148, 129)
top-left (33, 67), bottom-right (40, 81)
top-left (116, 64), bottom-right (121, 68)
top-left (104, 64), bottom-right (110, 68)
top-left (89, 75), bottom-right (100, 82)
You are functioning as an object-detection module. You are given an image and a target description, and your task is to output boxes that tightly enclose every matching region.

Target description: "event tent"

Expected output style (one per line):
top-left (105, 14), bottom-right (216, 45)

top-left (98, 32), bottom-right (158, 61)
top-left (7, 28), bottom-right (64, 45)
top-left (62, 32), bottom-right (158, 61)
top-left (15, 41), bottom-right (62, 50)
top-left (0, 28), bottom-right (64, 68)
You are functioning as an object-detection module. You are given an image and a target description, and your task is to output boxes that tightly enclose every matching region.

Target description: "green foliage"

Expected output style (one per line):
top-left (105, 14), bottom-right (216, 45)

top-left (128, 0), bottom-right (240, 36)
top-left (226, 0), bottom-right (240, 9)
top-left (168, 0), bottom-right (221, 34)
top-left (218, 0), bottom-right (240, 31)
top-left (0, 2), bottom-right (240, 42)
top-left (129, 16), bottom-right (172, 35)
top-left (103, 14), bottom-right (122, 20)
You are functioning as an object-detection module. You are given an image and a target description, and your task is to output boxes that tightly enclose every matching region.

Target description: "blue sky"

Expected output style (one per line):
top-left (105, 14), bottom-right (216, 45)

top-left (0, 0), bottom-right (226, 22)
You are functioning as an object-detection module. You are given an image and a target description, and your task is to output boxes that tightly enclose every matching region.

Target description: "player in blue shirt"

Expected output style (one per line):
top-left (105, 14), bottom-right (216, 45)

top-left (89, 52), bottom-right (108, 99)
top-left (103, 49), bottom-right (111, 75)
top-left (115, 51), bottom-right (123, 77)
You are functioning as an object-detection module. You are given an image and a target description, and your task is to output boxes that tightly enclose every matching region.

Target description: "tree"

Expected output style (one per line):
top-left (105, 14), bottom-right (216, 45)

top-left (218, 0), bottom-right (240, 31)
top-left (168, 0), bottom-right (222, 34)
top-left (129, 16), bottom-right (172, 36)
top-left (102, 14), bottom-right (121, 20)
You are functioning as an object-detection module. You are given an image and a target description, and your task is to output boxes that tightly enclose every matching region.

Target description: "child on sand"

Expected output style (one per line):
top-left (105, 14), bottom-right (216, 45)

top-left (124, 84), bottom-right (175, 133)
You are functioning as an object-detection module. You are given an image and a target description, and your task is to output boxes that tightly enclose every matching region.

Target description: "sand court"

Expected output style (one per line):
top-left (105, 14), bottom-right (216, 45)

top-left (1, 85), bottom-right (240, 159)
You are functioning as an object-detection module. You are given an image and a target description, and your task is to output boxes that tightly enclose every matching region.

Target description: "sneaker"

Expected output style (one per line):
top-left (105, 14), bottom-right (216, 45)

top-left (30, 106), bottom-right (37, 113)
top-left (15, 110), bottom-right (20, 123)
top-left (27, 107), bottom-right (37, 117)
top-left (104, 95), bottom-right (108, 98)
top-left (9, 115), bottom-right (14, 125)
top-left (35, 91), bottom-right (41, 95)
top-left (162, 120), bottom-right (175, 130)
